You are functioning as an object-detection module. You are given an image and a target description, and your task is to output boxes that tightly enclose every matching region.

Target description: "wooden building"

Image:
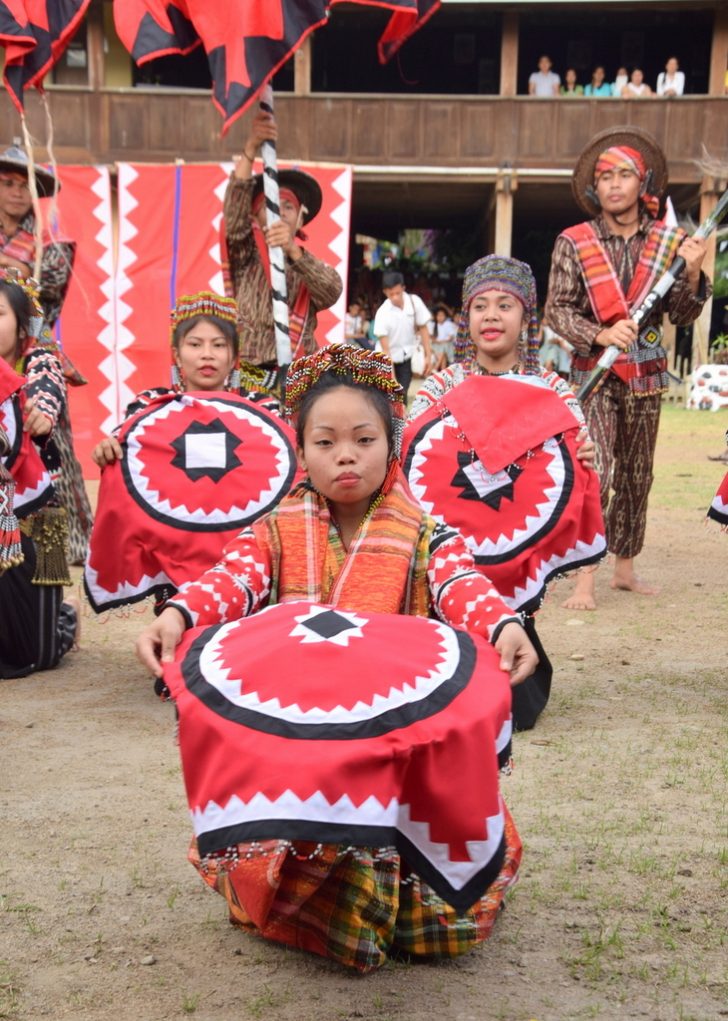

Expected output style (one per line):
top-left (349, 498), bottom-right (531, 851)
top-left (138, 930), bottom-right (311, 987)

top-left (2, 0), bottom-right (727, 323)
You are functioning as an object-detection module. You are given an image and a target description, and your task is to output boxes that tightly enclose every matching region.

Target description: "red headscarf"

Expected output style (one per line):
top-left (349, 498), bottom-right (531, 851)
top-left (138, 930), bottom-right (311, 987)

top-left (594, 145), bottom-right (660, 217)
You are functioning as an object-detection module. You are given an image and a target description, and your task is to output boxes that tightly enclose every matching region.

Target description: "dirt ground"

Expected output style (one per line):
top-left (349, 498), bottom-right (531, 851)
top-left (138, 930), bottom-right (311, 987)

top-left (1, 404), bottom-right (726, 1021)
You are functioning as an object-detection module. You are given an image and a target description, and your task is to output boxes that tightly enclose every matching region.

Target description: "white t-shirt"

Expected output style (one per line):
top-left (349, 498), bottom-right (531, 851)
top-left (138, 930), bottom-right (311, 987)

top-left (529, 70), bottom-right (560, 96)
top-left (656, 70), bottom-right (685, 96)
top-left (432, 318), bottom-right (457, 344)
top-left (373, 292), bottom-right (431, 363)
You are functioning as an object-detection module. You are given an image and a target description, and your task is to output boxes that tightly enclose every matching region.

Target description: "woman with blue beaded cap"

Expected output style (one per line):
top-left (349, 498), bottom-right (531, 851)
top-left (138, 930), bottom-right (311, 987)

top-left (408, 255), bottom-right (599, 729)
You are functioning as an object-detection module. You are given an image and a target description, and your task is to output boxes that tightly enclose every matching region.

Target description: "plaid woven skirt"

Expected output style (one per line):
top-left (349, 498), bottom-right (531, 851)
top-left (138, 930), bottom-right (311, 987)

top-left (189, 804), bottom-right (522, 973)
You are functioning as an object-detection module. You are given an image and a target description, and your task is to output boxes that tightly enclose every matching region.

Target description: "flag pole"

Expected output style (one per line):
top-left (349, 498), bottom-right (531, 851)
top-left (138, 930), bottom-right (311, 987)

top-left (258, 85), bottom-right (292, 371)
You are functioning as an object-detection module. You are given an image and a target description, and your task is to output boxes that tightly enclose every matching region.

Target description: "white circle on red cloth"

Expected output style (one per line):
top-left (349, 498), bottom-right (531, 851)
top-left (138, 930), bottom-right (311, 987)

top-left (404, 414), bottom-right (573, 564)
top-left (122, 394), bottom-right (297, 531)
top-left (183, 601), bottom-right (475, 739)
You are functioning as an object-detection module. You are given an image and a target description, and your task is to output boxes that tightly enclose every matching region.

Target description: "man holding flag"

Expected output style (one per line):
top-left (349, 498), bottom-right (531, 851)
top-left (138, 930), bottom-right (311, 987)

top-left (545, 126), bottom-right (710, 609)
top-left (223, 110), bottom-right (342, 393)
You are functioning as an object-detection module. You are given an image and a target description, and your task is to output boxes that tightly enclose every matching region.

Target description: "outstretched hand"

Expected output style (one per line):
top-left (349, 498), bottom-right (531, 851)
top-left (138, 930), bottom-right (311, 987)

top-left (494, 621), bottom-right (538, 686)
top-left (135, 606), bottom-right (187, 678)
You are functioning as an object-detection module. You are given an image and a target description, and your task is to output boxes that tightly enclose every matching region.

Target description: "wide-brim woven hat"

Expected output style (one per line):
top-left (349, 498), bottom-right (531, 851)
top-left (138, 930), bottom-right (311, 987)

top-left (571, 125), bottom-right (668, 217)
top-left (252, 168), bottom-right (322, 224)
top-left (0, 145), bottom-right (58, 198)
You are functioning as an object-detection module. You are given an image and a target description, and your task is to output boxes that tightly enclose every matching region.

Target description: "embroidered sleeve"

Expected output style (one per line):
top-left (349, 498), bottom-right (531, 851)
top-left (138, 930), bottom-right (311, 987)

top-left (408, 368), bottom-right (455, 421)
top-left (665, 271), bottom-right (712, 327)
top-left (223, 175), bottom-right (257, 291)
top-left (117, 388), bottom-right (171, 427)
top-left (289, 249), bottom-right (343, 311)
top-left (545, 235), bottom-right (603, 353)
top-left (22, 349), bottom-right (66, 428)
top-left (427, 522), bottom-right (521, 642)
top-left (165, 526), bottom-right (272, 627)
top-left (39, 242), bottom-right (76, 326)
top-left (540, 369), bottom-right (586, 427)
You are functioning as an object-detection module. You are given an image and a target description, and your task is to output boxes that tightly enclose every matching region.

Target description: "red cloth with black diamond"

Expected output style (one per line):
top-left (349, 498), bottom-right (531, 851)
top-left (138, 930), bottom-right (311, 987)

top-left (707, 472), bottom-right (728, 529)
top-left (0, 359), bottom-right (53, 517)
top-left (0, 0), bottom-right (92, 112)
top-left (84, 391), bottom-right (300, 611)
top-left (165, 599), bottom-right (513, 914)
top-left (403, 374), bottom-right (606, 613)
top-left (113, 0), bottom-right (439, 133)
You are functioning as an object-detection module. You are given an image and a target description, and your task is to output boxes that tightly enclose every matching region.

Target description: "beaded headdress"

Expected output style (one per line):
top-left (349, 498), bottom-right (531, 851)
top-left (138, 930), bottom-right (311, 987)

top-left (169, 291), bottom-right (240, 391)
top-left (169, 291), bottom-right (239, 345)
top-left (453, 255), bottom-right (540, 374)
top-left (0, 268), bottom-right (55, 358)
top-left (284, 343), bottom-right (406, 460)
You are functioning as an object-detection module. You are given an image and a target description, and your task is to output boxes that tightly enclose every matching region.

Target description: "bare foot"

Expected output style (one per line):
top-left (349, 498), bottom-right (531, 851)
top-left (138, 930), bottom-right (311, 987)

top-left (561, 571), bottom-right (597, 611)
top-left (609, 573), bottom-right (659, 595)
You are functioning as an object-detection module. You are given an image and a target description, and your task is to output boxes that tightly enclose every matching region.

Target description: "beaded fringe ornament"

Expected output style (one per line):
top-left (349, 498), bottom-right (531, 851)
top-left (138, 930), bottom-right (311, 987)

top-left (169, 291), bottom-right (239, 343)
top-left (284, 343), bottom-right (404, 417)
top-left (20, 506), bottom-right (71, 585)
top-left (283, 344), bottom-right (407, 466)
top-left (453, 255), bottom-right (541, 375)
top-left (0, 463), bottom-right (23, 574)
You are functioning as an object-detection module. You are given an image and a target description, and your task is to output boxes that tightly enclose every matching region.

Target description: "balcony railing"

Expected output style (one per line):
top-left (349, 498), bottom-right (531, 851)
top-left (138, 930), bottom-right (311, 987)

top-left (3, 89), bottom-right (726, 182)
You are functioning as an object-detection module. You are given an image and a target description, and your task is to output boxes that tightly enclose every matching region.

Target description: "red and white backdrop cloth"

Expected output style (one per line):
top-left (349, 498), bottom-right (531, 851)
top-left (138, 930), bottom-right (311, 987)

top-left (49, 162), bottom-right (352, 473)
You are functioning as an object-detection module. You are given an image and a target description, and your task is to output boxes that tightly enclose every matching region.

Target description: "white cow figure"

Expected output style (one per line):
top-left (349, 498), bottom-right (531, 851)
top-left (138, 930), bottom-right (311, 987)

top-left (687, 364), bottom-right (728, 411)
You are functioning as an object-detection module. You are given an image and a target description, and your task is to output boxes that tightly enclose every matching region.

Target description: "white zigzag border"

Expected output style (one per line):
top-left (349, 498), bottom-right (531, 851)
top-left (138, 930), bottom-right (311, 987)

top-left (88, 167), bottom-right (117, 435)
top-left (114, 164), bottom-right (140, 430)
top-left (325, 166), bottom-right (352, 345)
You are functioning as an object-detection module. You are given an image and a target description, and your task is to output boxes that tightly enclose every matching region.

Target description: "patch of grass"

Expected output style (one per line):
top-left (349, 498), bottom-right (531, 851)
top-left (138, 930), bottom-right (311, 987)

top-left (181, 993), bottom-right (199, 1014)
top-left (0, 960), bottom-right (19, 1020)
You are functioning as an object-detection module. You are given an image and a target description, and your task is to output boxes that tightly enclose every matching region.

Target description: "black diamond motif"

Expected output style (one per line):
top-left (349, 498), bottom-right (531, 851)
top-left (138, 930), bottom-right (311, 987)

top-left (303, 610), bottom-right (359, 640)
top-left (451, 451), bottom-right (523, 510)
top-left (170, 418), bottom-right (242, 482)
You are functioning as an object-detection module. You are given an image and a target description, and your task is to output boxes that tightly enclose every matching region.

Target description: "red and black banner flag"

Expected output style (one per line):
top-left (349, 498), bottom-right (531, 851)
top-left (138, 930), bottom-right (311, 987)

top-left (113, 0), bottom-right (440, 134)
top-left (0, 0), bottom-right (92, 112)
top-left (84, 391), bottom-right (300, 612)
top-left (166, 600), bottom-right (512, 913)
top-left (402, 375), bottom-right (607, 614)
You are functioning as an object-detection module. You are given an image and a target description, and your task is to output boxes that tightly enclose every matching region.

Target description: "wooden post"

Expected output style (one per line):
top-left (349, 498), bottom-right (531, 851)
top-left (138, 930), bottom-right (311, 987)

top-left (86, 0), bottom-right (105, 90)
top-left (500, 11), bottom-right (519, 97)
top-left (493, 170), bottom-right (516, 257)
top-left (294, 36), bottom-right (312, 95)
top-left (708, 7), bottom-right (728, 97)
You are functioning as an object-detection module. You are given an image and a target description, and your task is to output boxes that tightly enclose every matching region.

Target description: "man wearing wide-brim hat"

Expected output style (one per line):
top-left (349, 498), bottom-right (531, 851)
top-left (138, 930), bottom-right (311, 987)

top-left (0, 143), bottom-right (93, 565)
top-left (222, 109), bottom-right (342, 393)
top-left (0, 144), bottom-right (75, 328)
top-left (545, 126), bottom-right (710, 609)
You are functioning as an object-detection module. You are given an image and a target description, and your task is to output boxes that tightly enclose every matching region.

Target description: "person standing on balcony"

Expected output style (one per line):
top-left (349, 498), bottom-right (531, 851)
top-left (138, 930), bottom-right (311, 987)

top-left (621, 68), bottom-right (653, 98)
top-left (585, 66), bottom-right (612, 97)
top-left (560, 69), bottom-right (584, 96)
top-left (611, 67), bottom-right (629, 96)
top-left (223, 110), bottom-right (343, 397)
top-left (545, 127), bottom-right (710, 609)
top-left (528, 55), bottom-right (561, 97)
top-left (656, 57), bottom-right (685, 96)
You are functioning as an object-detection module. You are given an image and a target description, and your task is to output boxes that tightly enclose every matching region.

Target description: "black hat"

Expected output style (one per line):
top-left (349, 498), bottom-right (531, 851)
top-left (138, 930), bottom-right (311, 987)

top-left (571, 126), bottom-right (667, 218)
top-left (0, 144), bottom-right (58, 198)
top-left (252, 168), bottom-right (322, 224)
